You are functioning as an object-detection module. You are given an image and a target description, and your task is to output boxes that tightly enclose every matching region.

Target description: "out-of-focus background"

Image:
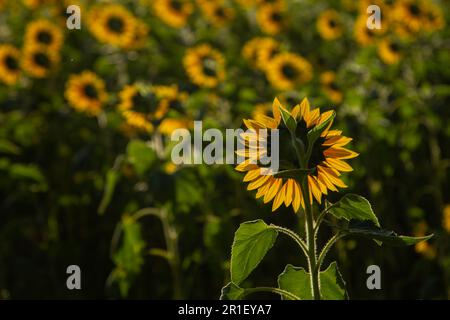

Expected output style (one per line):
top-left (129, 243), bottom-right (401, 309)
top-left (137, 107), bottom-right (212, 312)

top-left (0, 0), bottom-right (449, 299)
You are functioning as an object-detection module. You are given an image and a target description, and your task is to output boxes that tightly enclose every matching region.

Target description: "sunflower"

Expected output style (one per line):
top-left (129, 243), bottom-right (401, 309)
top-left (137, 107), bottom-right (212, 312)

top-left (0, 45), bottom-right (21, 85)
top-left (242, 37), bottom-right (280, 71)
top-left (236, 98), bottom-right (358, 212)
top-left (316, 10), bottom-right (343, 40)
top-left (353, 15), bottom-right (384, 46)
top-left (117, 84), bottom-right (169, 132)
top-left (88, 4), bottom-right (144, 49)
top-left (24, 19), bottom-right (64, 52)
top-left (377, 38), bottom-right (402, 65)
top-left (153, 0), bottom-right (194, 28)
top-left (153, 84), bottom-right (189, 114)
top-left (414, 222), bottom-right (436, 259)
top-left (392, 0), bottom-right (426, 34)
top-left (443, 205), bottom-right (450, 233)
top-left (266, 53), bottom-right (312, 90)
top-left (256, 2), bottom-right (284, 35)
top-left (22, 0), bottom-right (54, 9)
top-left (158, 118), bottom-right (192, 136)
top-left (65, 71), bottom-right (107, 116)
top-left (252, 102), bottom-right (272, 120)
top-left (183, 44), bottom-right (226, 88)
top-left (320, 71), bottom-right (343, 104)
top-left (197, 0), bottom-right (235, 27)
top-left (21, 45), bottom-right (59, 78)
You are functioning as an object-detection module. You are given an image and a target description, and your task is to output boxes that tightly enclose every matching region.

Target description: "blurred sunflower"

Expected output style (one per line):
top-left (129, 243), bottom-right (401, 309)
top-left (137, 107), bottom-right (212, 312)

top-left (158, 118), bottom-right (192, 136)
top-left (256, 2), bottom-right (284, 35)
top-left (414, 221), bottom-right (436, 259)
top-left (0, 44), bottom-right (21, 85)
top-left (443, 205), bottom-right (450, 233)
top-left (316, 10), bottom-right (343, 40)
top-left (320, 71), bottom-right (343, 104)
top-left (153, 0), bottom-right (193, 28)
top-left (242, 37), bottom-right (280, 71)
top-left (236, 98), bottom-right (358, 212)
top-left (153, 84), bottom-right (189, 114)
top-left (377, 38), bottom-right (402, 65)
top-left (117, 84), bottom-right (166, 132)
top-left (393, 0), bottom-right (426, 34)
top-left (252, 102), bottom-right (271, 120)
top-left (197, 0), bottom-right (235, 27)
top-left (24, 19), bottom-right (64, 52)
top-left (22, 0), bottom-right (54, 9)
top-left (21, 45), bottom-right (59, 78)
top-left (88, 4), bottom-right (144, 49)
top-left (354, 15), bottom-right (384, 46)
top-left (266, 53), bottom-right (312, 90)
top-left (183, 44), bottom-right (226, 88)
top-left (65, 71), bottom-right (107, 116)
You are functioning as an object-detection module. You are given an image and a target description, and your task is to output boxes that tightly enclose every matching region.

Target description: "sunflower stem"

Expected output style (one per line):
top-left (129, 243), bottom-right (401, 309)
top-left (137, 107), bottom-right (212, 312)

top-left (301, 180), bottom-right (321, 300)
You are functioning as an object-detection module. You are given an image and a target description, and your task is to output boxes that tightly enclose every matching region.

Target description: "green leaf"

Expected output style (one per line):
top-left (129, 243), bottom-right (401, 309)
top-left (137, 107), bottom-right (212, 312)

top-left (231, 220), bottom-right (278, 285)
top-left (126, 140), bottom-right (157, 175)
top-left (0, 139), bottom-right (21, 155)
top-left (220, 282), bottom-right (245, 300)
top-left (98, 168), bottom-right (120, 215)
top-left (329, 194), bottom-right (380, 227)
top-left (279, 106), bottom-right (297, 133)
top-left (307, 111), bottom-right (335, 148)
top-left (345, 220), bottom-right (434, 246)
top-left (273, 168), bottom-right (313, 181)
top-left (278, 262), bottom-right (347, 300)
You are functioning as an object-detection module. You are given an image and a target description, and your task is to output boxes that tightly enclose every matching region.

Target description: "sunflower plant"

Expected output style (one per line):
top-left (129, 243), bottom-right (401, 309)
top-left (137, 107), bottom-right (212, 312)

top-left (221, 97), bottom-right (433, 300)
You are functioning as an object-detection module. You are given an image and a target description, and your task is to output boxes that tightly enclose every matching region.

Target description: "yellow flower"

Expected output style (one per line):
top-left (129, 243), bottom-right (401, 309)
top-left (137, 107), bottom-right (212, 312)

top-left (242, 37), bottom-right (280, 71)
top-left (320, 71), bottom-right (343, 104)
top-left (21, 45), bottom-right (59, 78)
top-left (252, 102), bottom-right (272, 121)
top-left (377, 38), bottom-right (402, 65)
top-left (183, 44), bottom-right (226, 88)
top-left (87, 4), bottom-right (147, 50)
top-left (0, 45), bottom-right (21, 85)
top-left (236, 98), bottom-right (358, 212)
top-left (22, 0), bottom-right (54, 9)
top-left (443, 205), bottom-right (450, 233)
top-left (197, 0), bottom-right (235, 27)
top-left (316, 10), bottom-right (343, 40)
top-left (153, 0), bottom-right (194, 28)
top-left (353, 15), bottom-right (384, 46)
top-left (117, 84), bottom-right (167, 132)
top-left (65, 71), bottom-right (107, 116)
top-left (24, 19), bottom-right (64, 52)
top-left (414, 221), bottom-right (436, 259)
top-left (266, 53), bottom-right (312, 90)
top-left (158, 118), bottom-right (192, 136)
top-left (256, 2), bottom-right (284, 35)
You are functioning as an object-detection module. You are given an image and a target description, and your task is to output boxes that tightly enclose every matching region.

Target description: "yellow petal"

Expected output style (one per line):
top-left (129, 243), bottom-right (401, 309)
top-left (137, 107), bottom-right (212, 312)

top-left (308, 175), bottom-right (322, 204)
top-left (325, 157), bottom-right (353, 172)
top-left (320, 166), bottom-right (348, 188)
top-left (247, 174), bottom-right (271, 190)
top-left (264, 178), bottom-right (282, 203)
top-left (272, 98), bottom-right (282, 125)
top-left (324, 147), bottom-right (359, 159)
top-left (291, 104), bottom-right (301, 120)
top-left (256, 178), bottom-right (273, 199)
top-left (243, 169), bottom-right (261, 182)
top-left (299, 97), bottom-right (310, 122)
top-left (323, 136), bottom-right (353, 147)
top-left (284, 179), bottom-right (294, 206)
top-left (272, 184), bottom-right (286, 211)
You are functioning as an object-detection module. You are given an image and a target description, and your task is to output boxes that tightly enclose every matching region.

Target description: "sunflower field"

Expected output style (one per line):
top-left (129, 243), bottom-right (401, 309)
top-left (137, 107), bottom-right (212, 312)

top-left (0, 0), bottom-right (449, 300)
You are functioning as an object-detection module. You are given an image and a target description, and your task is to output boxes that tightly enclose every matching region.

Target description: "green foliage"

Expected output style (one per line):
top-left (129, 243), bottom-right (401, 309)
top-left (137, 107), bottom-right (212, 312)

top-left (278, 262), bottom-right (347, 300)
top-left (231, 220), bottom-right (278, 285)
top-left (329, 194), bottom-right (380, 227)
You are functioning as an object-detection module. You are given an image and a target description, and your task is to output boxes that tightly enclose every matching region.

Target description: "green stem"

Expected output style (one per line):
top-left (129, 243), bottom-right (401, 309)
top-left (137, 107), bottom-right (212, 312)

top-left (317, 233), bottom-right (346, 271)
top-left (301, 181), bottom-right (321, 300)
top-left (243, 287), bottom-right (300, 300)
top-left (269, 225), bottom-right (308, 258)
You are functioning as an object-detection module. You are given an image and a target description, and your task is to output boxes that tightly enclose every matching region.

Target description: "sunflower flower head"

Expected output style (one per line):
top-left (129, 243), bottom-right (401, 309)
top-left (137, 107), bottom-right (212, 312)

top-left (236, 97), bottom-right (358, 212)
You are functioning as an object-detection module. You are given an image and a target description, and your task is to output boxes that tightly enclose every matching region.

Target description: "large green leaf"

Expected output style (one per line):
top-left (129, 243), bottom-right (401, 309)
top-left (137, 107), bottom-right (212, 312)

top-left (98, 168), bottom-right (120, 215)
top-left (329, 194), bottom-right (380, 227)
top-left (278, 262), bottom-right (347, 300)
top-left (220, 282), bottom-right (245, 300)
top-left (231, 220), bottom-right (278, 285)
top-left (345, 220), bottom-right (433, 246)
top-left (307, 111), bottom-right (335, 148)
top-left (126, 140), bottom-right (157, 175)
